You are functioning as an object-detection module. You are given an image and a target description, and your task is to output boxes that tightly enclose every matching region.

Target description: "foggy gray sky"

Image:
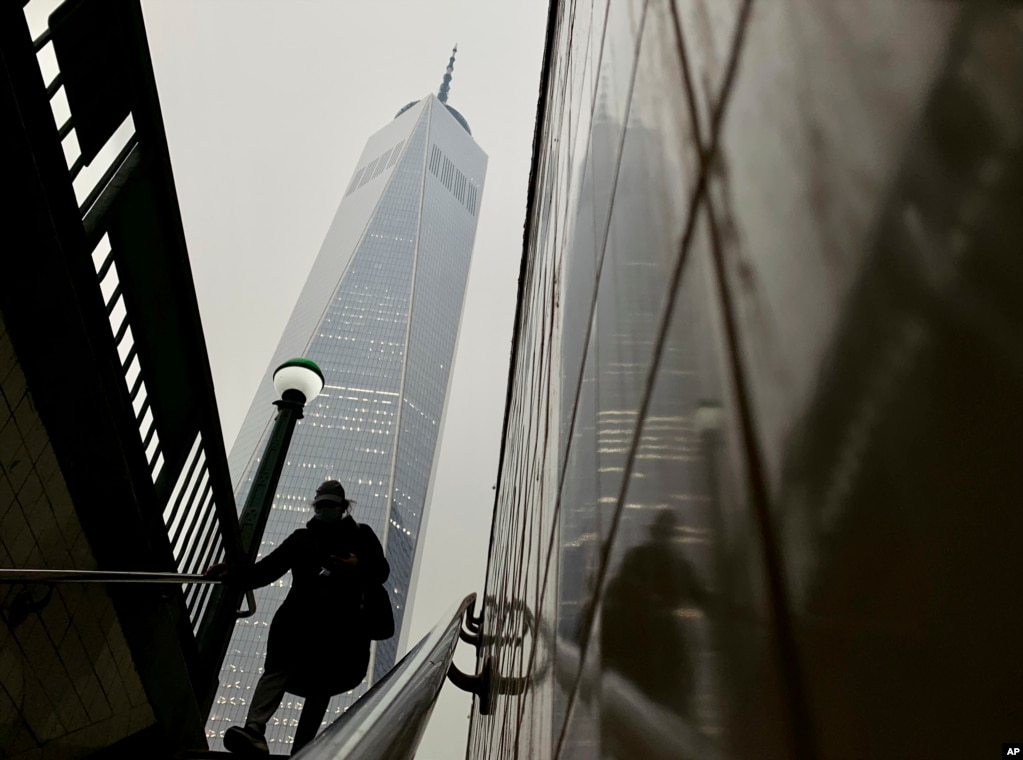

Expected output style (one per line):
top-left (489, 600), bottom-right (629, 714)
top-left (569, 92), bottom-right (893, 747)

top-left (139, 1), bottom-right (547, 756)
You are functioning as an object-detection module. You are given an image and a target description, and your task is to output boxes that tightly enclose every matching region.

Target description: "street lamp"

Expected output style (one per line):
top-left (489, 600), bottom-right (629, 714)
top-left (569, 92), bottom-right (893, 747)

top-left (237, 358), bottom-right (324, 560)
top-left (272, 357), bottom-right (325, 407)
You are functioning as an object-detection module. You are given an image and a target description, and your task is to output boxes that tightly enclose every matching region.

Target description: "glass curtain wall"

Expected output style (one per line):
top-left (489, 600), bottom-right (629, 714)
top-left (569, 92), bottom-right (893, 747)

top-left (470, 1), bottom-right (1023, 759)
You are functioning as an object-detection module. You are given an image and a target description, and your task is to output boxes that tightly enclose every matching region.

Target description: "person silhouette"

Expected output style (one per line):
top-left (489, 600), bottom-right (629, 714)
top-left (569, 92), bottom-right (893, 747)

top-left (600, 510), bottom-right (707, 720)
top-left (206, 480), bottom-right (389, 756)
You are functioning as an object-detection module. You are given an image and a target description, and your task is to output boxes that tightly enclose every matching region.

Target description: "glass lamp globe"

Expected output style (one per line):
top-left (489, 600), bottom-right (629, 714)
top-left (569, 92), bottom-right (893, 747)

top-left (272, 358), bottom-right (324, 403)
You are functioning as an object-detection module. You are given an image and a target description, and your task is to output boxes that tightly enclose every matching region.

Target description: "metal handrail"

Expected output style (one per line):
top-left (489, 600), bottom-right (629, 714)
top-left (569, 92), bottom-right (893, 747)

top-left (0, 569), bottom-right (217, 583)
top-left (294, 593), bottom-right (477, 760)
top-left (0, 569), bottom-right (256, 618)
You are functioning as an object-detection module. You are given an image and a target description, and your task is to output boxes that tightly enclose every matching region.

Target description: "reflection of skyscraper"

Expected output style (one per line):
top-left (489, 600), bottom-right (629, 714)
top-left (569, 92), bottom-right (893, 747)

top-left (208, 52), bottom-right (487, 752)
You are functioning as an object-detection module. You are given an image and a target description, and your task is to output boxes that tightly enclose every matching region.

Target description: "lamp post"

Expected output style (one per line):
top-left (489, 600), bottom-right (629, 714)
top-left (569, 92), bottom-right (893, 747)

top-left (236, 358), bottom-right (325, 560)
top-left (197, 358), bottom-right (323, 712)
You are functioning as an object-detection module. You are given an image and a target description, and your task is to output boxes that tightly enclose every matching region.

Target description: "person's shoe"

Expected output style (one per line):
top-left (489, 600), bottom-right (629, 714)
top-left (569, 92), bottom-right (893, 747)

top-left (224, 725), bottom-right (269, 756)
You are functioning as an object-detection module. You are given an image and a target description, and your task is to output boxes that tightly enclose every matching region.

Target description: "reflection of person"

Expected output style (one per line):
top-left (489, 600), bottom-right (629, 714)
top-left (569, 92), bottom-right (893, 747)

top-left (206, 480), bottom-right (389, 756)
top-left (601, 510), bottom-right (707, 719)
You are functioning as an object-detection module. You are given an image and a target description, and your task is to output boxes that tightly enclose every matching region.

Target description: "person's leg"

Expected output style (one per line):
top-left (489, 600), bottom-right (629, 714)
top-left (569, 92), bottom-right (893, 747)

top-left (224, 660), bottom-right (290, 755)
top-left (291, 694), bottom-right (329, 755)
top-left (244, 663), bottom-right (290, 735)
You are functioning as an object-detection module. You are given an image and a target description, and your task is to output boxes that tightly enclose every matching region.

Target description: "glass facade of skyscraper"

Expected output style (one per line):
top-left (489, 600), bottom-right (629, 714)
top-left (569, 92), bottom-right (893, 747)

top-left (207, 95), bottom-right (486, 753)
top-left (468, 2), bottom-right (1023, 759)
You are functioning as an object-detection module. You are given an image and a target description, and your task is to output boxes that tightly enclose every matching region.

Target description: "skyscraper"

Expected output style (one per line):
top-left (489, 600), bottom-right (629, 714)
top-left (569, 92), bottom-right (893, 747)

top-left (208, 50), bottom-right (487, 752)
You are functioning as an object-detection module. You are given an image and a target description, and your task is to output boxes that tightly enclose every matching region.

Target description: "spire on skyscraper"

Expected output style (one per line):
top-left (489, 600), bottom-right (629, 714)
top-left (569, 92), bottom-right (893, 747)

top-left (437, 44), bottom-right (457, 103)
top-left (394, 45), bottom-right (471, 134)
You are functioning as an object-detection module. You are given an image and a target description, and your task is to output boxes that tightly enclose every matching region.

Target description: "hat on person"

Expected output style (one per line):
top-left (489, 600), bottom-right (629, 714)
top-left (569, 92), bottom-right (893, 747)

top-left (312, 480), bottom-right (348, 509)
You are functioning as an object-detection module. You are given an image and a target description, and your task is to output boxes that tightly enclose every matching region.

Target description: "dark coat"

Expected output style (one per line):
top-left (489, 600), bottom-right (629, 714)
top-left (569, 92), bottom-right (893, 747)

top-left (231, 515), bottom-right (389, 697)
